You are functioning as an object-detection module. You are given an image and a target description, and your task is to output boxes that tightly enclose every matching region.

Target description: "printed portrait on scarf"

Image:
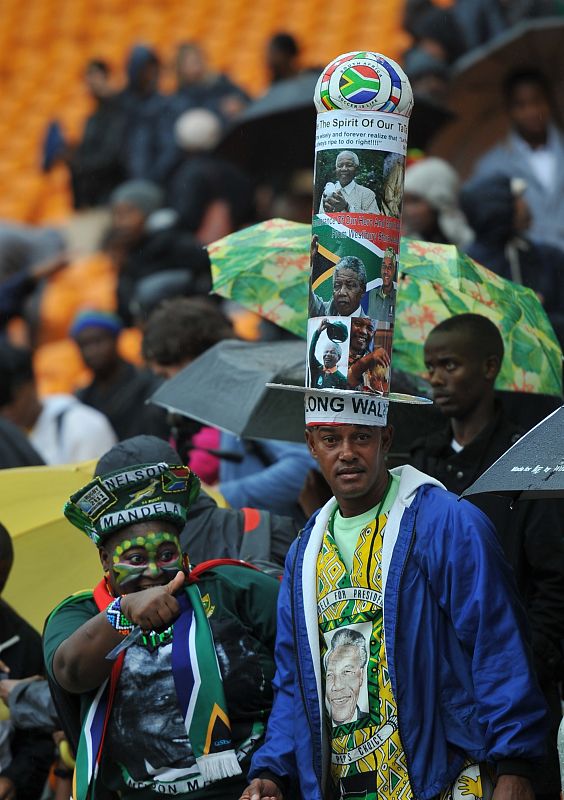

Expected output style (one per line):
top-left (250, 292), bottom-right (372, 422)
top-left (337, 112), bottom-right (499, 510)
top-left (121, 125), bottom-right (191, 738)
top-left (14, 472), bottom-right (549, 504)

top-left (323, 623), bottom-right (371, 726)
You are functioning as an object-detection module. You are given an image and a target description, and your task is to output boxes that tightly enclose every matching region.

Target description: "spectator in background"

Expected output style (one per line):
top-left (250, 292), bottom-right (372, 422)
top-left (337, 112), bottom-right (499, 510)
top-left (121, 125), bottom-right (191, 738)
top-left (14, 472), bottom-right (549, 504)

top-left (453, 0), bottom-right (560, 52)
top-left (0, 418), bottom-right (44, 469)
top-left (0, 523), bottom-right (54, 800)
top-left (0, 253), bottom-right (68, 333)
top-left (0, 341), bottom-right (116, 464)
top-left (460, 173), bottom-right (564, 343)
top-left (406, 5), bottom-right (466, 65)
top-left (71, 310), bottom-right (167, 440)
top-left (401, 157), bottom-right (473, 247)
top-left (266, 33), bottom-right (300, 84)
top-left (166, 109), bottom-right (254, 243)
top-left (402, 47), bottom-right (450, 105)
top-left (471, 69), bottom-right (564, 252)
top-left (142, 297), bottom-right (235, 484)
top-left (170, 42), bottom-right (250, 125)
top-left (0, 222), bottom-right (65, 285)
top-left (143, 298), bottom-right (315, 521)
top-left (409, 313), bottom-right (564, 800)
top-left (67, 59), bottom-right (127, 209)
top-left (119, 45), bottom-right (172, 184)
top-left (108, 179), bottom-right (210, 324)
top-left (142, 297), bottom-right (235, 380)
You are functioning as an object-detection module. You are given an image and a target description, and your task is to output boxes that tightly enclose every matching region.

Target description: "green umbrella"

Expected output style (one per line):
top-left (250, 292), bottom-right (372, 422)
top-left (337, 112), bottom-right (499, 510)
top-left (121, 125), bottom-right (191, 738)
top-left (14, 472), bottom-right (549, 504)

top-left (209, 219), bottom-right (563, 397)
top-left (209, 218), bottom-right (309, 339)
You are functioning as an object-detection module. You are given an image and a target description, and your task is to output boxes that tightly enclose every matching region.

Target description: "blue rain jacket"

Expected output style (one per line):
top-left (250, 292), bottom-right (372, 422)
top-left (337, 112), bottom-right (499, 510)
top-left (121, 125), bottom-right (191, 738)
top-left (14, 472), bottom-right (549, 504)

top-left (249, 466), bottom-right (547, 799)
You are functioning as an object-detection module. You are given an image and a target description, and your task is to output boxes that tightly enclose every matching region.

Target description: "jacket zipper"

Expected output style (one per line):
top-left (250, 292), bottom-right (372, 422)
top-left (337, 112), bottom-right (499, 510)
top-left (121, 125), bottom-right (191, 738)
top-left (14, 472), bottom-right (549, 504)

top-left (393, 511), bottom-right (417, 785)
top-left (290, 530), bottom-right (321, 788)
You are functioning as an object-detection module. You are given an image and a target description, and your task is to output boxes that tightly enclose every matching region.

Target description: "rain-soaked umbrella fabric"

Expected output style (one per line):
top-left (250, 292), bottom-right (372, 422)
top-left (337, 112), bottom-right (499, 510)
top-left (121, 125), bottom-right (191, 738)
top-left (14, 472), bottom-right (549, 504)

top-left (150, 340), bottom-right (308, 443)
top-left (428, 17), bottom-right (564, 176)
top-left (209, 219), bottom-right (563, 396)
top-left (463, 405), bottom-right (564, 500)
top-left (149, 339), bottom-right (445, 453)
top-left (216, 71), bottom-right (454, 178)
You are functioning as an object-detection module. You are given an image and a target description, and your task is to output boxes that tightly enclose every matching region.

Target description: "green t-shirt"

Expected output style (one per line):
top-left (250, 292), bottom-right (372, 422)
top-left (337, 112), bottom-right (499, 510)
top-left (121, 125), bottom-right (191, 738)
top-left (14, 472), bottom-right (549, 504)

top-left (332, 473), bottom-right (400, 571)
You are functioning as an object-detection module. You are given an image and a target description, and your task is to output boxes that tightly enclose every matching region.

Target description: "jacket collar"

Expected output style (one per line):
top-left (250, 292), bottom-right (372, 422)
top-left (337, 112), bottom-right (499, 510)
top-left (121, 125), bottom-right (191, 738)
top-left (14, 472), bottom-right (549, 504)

top-left (299, 465), bottom-right (445, 783)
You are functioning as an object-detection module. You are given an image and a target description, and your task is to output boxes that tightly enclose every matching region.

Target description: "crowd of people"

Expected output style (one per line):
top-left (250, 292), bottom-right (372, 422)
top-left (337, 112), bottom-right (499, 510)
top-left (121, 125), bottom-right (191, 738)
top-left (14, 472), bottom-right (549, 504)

top-left (0, 3), bottom-right (564, 800)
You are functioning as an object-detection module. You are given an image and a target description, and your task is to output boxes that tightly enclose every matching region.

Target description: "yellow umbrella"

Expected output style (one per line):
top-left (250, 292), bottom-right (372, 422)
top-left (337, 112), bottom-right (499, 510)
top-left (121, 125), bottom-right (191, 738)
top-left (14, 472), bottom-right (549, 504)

top-left (0, 461), bottom-right (101, 632)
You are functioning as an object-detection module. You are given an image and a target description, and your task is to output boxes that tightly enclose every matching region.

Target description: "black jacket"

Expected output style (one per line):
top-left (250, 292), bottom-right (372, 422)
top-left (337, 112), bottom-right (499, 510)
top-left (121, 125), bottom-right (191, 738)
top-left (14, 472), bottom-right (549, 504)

top-left (410, 408), bottom-right (564, 685)
top-left (409, 408), bottom-right (564, 793)
top-left (71, 96), bottom-right (127, 208)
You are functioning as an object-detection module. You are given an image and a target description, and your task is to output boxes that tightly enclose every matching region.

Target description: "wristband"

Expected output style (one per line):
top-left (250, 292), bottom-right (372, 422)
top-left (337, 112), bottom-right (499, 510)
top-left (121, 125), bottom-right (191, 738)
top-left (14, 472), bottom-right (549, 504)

top-left (106, 596), bottom-right (134, 636)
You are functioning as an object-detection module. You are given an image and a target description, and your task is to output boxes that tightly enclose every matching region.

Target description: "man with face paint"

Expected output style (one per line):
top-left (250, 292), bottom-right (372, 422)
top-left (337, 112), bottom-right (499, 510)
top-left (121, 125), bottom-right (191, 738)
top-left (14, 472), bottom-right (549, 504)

top-left (43, 462), bottom-right (279, 800)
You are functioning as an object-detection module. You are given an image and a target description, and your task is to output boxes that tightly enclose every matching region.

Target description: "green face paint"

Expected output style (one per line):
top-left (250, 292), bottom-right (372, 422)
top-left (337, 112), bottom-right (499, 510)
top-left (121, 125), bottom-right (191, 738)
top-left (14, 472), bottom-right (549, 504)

top-left (111, 531), bottom-right (182, 587)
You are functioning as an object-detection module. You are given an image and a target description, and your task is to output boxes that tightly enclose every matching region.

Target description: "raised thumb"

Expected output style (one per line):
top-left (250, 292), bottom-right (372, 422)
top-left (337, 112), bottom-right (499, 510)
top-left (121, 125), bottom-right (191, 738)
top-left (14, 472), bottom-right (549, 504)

top-left (166, 570), bottom-right (186, 595)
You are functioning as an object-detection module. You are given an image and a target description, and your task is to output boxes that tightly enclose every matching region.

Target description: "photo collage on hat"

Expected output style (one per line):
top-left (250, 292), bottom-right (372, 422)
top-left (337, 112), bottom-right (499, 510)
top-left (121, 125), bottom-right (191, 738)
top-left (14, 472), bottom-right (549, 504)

top-left (307, 108), bottom-right (407, 394)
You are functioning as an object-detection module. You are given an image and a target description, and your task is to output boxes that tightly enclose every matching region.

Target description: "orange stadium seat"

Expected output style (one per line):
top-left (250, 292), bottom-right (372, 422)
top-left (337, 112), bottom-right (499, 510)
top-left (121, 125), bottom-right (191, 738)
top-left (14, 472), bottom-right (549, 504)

top-left (0, 0), bottom-right (406, 227)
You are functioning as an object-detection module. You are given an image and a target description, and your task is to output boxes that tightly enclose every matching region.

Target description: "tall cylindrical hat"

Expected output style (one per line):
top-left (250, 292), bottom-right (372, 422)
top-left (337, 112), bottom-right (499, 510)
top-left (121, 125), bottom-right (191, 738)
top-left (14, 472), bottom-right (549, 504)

top-left (303, 51), bottom-right (425, 426)
top-left (270, 52), bottom-right (430, 424)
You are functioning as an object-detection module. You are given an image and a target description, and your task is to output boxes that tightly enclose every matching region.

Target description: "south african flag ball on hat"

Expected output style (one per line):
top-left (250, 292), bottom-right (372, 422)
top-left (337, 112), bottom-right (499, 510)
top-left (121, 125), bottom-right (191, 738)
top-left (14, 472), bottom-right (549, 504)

top-left (314, 51), bottom-right (413, 116)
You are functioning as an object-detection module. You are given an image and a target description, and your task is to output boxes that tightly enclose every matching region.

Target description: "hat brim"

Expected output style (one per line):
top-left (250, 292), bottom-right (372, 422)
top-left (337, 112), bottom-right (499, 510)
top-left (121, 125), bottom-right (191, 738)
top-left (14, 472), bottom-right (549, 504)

top-left (266, 383), bottom-right (431, 427)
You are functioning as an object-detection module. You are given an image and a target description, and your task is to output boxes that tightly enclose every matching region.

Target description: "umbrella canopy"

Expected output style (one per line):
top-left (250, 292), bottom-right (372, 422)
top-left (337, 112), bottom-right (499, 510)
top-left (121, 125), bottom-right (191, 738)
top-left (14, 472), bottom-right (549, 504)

top-left (216, 71), bottom-right (454, 179)
top-left (216, 70), bottom-right (318, 179)
top-left (0, 461), bottom-right (100, 631)
top-left (149, 339), bottom-right (437, 452)
top-left (209, 218), bottom-right (309, 338)
top-left (150, 339), bottom-right (308, 442)
top-left (209, 220), bottom-right (563, 396)
top-left (394, 239), bottom-right (562, 396)
top-left (462, 405), bottom-right (564, 500)
top-left (428, 17), bottom-right (564, 177)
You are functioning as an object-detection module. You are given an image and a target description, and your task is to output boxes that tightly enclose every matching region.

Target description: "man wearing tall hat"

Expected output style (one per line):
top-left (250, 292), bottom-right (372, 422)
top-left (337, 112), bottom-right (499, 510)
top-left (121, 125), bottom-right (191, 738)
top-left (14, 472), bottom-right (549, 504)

top-left (240, 391), bottom-right (547, 800)
top-left (242, 47), bottom-right (547, 800)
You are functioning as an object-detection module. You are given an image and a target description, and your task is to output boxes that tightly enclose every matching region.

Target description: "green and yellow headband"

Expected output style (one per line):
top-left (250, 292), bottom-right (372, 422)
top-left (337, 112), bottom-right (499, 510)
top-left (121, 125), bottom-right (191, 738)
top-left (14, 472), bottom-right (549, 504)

top-left (64, 462), bottom-right (200, 546)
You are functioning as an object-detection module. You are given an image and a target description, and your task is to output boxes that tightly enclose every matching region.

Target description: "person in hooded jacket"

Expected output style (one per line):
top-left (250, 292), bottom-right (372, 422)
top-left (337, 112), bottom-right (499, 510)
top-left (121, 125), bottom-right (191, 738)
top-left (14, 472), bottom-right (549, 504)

top-left (461, 173), bottom-right (564, 345)
top-left (118, 45), bottom-right (173, 185)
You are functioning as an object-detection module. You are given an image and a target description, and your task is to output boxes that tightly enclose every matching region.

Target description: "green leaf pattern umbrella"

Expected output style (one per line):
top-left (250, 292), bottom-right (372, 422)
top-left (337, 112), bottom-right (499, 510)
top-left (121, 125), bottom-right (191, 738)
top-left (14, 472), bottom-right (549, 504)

top-left (209, 219), bottom-right (563, 397)
top-left (209, 218), bottom-right (309, 338)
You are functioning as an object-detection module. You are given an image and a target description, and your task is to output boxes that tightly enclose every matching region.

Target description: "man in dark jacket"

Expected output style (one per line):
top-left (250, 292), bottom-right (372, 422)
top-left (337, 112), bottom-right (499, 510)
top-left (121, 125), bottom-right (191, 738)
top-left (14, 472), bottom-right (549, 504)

top-left (108, 179), bottom-right (210, 324)
top-left (69, 60), bottom-right (127, 208)
top-left (71, 310), bottom-right (167, 441)
top-left (410, 312), bottom-right (564, 799)
top-left (118, 45), bottom-right (173, 185)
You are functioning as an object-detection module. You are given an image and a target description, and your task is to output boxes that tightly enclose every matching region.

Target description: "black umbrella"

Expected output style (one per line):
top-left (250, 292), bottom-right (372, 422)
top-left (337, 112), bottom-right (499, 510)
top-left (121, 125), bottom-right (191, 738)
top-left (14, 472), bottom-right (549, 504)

top-left (463, 405), bottom-right (564, 500)
top-left (215, 70), bottom-right (319, 180)
top-left (216, 71), bottom-right (455, 180)
top-left (149, 339), bottom-right (308, 443)
top-left (429, 17), bottom-right (564, 177)
top-left (149, 338), bottom-right (438, 456)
